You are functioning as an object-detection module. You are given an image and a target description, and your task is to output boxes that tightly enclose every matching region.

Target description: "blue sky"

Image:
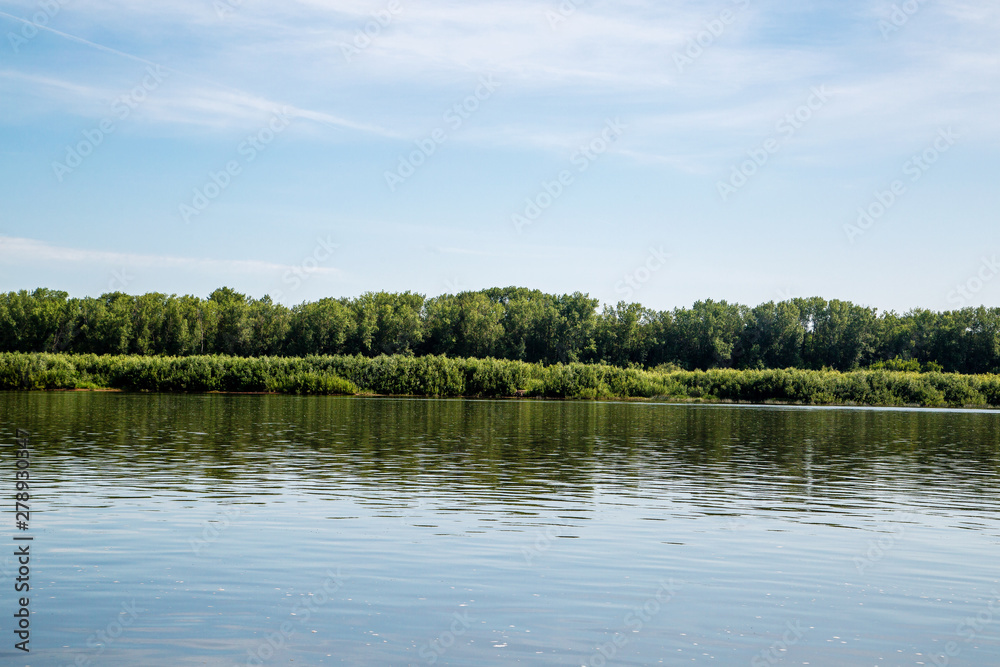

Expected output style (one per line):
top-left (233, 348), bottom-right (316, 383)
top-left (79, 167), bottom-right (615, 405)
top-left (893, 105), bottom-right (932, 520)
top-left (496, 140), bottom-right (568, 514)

top-left (0, 0), bottom-right (997, 312)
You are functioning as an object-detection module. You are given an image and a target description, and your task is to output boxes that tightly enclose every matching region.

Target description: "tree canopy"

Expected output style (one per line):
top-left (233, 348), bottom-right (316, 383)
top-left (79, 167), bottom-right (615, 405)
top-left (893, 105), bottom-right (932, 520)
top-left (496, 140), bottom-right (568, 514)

top-left (1, 286), bottom-right (998, 373)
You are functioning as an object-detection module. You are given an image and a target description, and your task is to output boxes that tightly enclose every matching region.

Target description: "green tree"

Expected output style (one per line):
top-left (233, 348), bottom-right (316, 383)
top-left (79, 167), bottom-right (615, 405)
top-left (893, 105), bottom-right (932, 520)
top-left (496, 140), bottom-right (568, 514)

top-left (673, 300), bottom-right (748, 369)
top-left (454, 292), bottom-right (506, 359)
top-left (643, 309), bottom-right (677, 367)
top-left (286, 298), bottom-right (355, 356)
top-left (350, 291), bottom-right (425, 356)
top-left (209, 287), bottom-right (252, 355)
top-left (245, 296), bottom-right (291, 356)
top-left (738, 300), bottom-right (804, 369)
top-left (422, 294), bottom-right (461, 356)
top-left (809, 299), bottom-right (877, 370)
top-left (0, 289), bottom-right (73, 352)
top-left (553, 292), bottom-right (598, 363)
top-left (595, 302), bottom-right (649, 367)
top-left (160, 295), bottom-right (194, 356)
top-left (130, 292), bottom-right (168, 355)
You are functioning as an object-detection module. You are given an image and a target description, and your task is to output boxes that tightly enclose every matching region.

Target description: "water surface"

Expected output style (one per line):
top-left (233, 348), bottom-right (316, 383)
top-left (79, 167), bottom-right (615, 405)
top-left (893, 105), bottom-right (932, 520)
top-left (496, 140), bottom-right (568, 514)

top-left (1, 393), bottom-right (999, 666)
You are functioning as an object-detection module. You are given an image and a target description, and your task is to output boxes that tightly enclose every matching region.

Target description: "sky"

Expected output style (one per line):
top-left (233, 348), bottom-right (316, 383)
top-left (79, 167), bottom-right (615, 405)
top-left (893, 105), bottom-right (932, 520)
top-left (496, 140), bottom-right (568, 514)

top-left (0, 0), bottom-right (998, 313)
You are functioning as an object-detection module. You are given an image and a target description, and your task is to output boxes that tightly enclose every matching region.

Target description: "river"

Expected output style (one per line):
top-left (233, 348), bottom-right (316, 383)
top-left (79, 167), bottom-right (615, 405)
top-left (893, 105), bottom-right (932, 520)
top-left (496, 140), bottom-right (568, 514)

top-left (1, 393), bottom-right (998, 666)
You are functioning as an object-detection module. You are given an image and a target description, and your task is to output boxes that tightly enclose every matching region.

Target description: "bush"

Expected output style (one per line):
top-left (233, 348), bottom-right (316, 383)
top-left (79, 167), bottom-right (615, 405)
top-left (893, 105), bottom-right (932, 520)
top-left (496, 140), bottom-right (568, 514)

top-left (267, 372), bottom-right (357, 395)
top-left (1, 352), bottom-right (999, 407)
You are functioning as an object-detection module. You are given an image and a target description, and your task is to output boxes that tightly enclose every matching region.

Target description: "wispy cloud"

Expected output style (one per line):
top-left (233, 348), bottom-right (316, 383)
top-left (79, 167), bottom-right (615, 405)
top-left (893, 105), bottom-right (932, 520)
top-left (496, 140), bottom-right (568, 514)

top-left (0, 12), bottom-right (393, 136)
top-left (4, 0), bottom-right (998, 153)
top-left (0, 236), bottom-right (341, 277)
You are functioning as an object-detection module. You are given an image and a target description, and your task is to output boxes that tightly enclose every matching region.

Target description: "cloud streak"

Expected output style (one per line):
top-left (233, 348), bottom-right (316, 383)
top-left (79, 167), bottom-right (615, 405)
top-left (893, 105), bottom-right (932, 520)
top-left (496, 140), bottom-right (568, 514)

top-left (4, 0), bottom-right (999, 153)
top-left (0, 236), bottom-right (341, 277)
top-left (0, 10), bottom-right (393, 136)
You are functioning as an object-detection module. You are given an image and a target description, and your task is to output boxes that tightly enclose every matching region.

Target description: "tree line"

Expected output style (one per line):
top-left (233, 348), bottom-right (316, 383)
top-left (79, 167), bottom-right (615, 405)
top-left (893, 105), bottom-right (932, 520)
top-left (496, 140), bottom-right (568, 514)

top-left (1, 286), bottom-right (998, 374)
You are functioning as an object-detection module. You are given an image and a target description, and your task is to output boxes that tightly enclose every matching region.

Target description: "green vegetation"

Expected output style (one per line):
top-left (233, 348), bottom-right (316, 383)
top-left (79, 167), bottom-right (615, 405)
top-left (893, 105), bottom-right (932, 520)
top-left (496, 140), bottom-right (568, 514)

top-left (869, 356), bottom-right (944, 373)
top-left (0, 353), bottom-right (358, 395)
top-left (2, 352), bottom-right (999, 408)
top-left (3, 286), bottom-right (1000, 374)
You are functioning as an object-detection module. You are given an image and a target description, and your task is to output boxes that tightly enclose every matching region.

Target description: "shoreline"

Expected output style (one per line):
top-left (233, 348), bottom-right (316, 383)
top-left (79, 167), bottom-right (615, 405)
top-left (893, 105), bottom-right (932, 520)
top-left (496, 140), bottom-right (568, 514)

top-left (9, 386), bottom-right (999, 411)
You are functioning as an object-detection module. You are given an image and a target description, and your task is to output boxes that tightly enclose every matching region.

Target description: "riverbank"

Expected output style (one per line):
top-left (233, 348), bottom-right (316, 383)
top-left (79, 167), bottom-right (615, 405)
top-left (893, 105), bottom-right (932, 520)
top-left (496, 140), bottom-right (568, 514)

top-left (2, 352), bottom-right (999, 408)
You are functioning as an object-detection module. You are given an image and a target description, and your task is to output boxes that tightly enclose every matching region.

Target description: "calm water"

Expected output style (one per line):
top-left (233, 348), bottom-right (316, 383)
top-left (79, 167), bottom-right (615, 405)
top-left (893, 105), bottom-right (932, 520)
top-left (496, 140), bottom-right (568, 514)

top-left (1, 393), bottom-right (1000, 666)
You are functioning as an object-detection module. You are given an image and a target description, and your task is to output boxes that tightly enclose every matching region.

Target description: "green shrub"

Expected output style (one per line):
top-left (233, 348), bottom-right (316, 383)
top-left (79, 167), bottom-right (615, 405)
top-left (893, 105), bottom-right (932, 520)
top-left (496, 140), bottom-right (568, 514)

top-left (1, 352), bottom-right (999, 407)
top-left (267, 371), bottom-right (357, 395)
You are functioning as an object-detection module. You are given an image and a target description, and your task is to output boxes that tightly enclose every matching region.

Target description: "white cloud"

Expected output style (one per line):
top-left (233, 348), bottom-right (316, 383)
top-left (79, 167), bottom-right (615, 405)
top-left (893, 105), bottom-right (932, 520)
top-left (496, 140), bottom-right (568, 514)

top-left (0, 236), bottom-right (341, 276)
top-left (2, 0), bottom-right (998, 161)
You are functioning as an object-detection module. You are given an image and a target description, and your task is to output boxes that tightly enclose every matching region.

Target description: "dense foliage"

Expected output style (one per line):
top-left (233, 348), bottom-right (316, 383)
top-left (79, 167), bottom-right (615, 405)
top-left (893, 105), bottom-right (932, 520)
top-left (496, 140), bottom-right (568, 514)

top-left (2, 352), bottom-right (999, 408)
top-left (0, 353), bottom-right (358, 394)
top-left (2, 287), bottom-right (1000, 373)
